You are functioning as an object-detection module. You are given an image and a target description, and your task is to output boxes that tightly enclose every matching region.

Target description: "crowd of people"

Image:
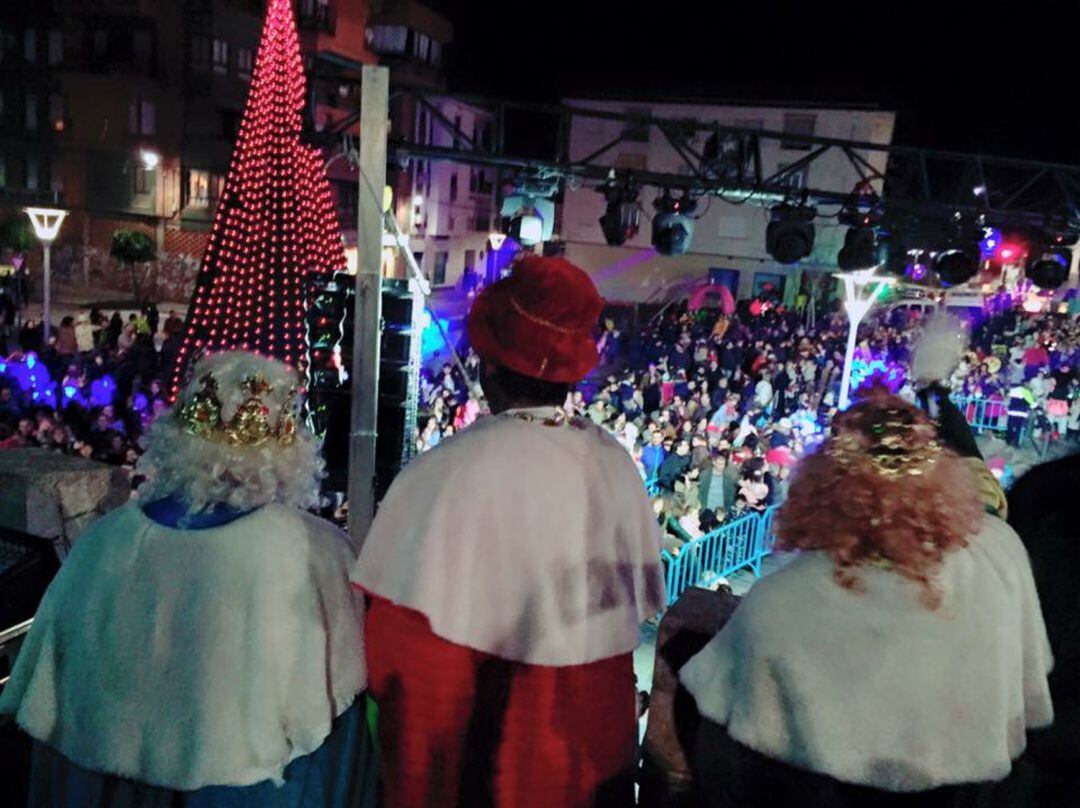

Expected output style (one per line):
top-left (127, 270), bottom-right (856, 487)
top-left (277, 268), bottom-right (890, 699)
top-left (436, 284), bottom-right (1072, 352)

top-left (0, 303), bottom-right (186, 476)
top-left (417, 292), bottom-right (1080, 558)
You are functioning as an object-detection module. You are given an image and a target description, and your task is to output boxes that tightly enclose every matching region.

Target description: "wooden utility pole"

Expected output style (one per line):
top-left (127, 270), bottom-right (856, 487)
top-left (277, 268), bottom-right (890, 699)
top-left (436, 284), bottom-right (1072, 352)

top-left (347, 65), bottom-right (389, 550)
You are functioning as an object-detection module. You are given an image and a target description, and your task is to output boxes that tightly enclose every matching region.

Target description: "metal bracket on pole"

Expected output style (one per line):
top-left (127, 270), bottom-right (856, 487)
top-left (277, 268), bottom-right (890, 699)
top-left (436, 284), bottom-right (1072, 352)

top-left (347, 65), bottom-right (390, 551)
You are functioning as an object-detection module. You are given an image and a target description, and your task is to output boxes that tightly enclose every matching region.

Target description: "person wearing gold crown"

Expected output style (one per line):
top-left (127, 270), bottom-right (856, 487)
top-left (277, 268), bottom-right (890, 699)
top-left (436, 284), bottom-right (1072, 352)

top-left (678, 385), bottom-right (1054, 806)
top-left (0, 351), bottom-right (375, 807)
top-left (352, 256), bottom-right (665, 807)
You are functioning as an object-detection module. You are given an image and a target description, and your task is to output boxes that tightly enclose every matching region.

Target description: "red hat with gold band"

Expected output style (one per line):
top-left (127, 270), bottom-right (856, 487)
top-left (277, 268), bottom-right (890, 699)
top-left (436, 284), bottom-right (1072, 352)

top-left (467, 256), bottom-right (603, 383)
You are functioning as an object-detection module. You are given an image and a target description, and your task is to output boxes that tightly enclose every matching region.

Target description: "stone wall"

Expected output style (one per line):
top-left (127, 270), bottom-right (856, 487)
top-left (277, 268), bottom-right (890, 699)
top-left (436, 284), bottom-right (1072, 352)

top-left (0, 449), bottom-right (131, 558)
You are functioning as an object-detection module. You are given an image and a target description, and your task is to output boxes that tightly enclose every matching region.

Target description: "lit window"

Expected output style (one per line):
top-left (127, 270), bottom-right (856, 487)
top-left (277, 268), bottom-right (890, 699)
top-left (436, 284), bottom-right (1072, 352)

top-left (237, 47), bottom-right (253, 80)
top-left (25, 93), bottom-right (37, 130)
top-left (414, 32), bottom-right (430, 62)
top-left (781, 113), bottom-right (816, 151)
top-left (141, 100), bottom-right (156, 134)
top-left (429, 40), bottom-right (441, 67)
top-left (212, 39), bottom-right (229, 74)
top-left (370, 25), bottom-right (407, 54)
top-left (23, 29), bottom-right (36, 62)
top-left (187, 169), bottom-right (211, 207)
top-left (47, 30), bottom-right (61, 65)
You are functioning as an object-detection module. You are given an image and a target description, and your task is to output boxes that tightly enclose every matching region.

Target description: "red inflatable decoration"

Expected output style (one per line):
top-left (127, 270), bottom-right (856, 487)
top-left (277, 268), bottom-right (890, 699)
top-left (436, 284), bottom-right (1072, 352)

top-left (688, 282), bottom-right (736, 314)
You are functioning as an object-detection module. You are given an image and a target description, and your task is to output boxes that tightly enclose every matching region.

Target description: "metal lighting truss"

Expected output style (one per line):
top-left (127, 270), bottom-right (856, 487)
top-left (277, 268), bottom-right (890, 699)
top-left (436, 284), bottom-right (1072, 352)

top-left (324, 89), bottom-right (1080, 233)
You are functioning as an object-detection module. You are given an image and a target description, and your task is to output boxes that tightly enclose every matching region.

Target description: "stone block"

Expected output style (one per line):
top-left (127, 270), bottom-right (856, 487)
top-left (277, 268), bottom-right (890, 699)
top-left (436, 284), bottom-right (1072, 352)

top-left (0, 449), bottom-right (131, 556)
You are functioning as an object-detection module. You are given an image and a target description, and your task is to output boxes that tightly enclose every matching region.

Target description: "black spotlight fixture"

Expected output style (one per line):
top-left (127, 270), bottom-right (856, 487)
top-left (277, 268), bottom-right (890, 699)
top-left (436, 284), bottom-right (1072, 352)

top-left (652, 190), bottom-right (696, 256)
top-left (933, 247), bottom-right (979, 286)
top-left (766, 203), bottom-right (816, 264)
top-left (597, 180), bottom-right (641, 246)
top-left (1026, 248), bottom-right (1071, 289)
top-left (837, 227), bottom-right (879, 270)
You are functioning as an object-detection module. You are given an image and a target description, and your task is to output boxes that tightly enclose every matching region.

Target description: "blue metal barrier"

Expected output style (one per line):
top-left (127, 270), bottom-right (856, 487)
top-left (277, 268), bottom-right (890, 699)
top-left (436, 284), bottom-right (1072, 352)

top-left (950, 394), bottom-right (1008, 434)
top-left (659, 505), bottom-right (780, 607)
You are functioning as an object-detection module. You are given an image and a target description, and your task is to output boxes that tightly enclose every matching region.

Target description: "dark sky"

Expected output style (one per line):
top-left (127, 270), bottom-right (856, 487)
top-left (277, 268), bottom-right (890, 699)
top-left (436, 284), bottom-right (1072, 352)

top-left (428, 0), bottom-right (1080, 165)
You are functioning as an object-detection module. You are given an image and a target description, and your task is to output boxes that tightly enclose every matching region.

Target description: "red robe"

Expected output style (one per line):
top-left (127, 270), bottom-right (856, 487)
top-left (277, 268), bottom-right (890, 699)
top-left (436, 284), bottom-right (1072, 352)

top-left (363, 593), bottom-right (637, 808)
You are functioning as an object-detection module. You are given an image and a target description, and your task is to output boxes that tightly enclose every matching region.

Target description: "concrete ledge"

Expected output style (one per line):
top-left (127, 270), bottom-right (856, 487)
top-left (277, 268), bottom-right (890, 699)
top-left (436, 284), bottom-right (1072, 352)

top-left (0, 450), bottom-right (131, 557)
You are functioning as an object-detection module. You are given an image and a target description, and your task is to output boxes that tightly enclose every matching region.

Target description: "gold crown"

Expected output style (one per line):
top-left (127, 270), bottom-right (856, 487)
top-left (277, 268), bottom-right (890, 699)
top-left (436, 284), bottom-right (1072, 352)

top-left (827, 407), bottom-right (941, 477)
top-left (176, 372), bottom-right (298, 447)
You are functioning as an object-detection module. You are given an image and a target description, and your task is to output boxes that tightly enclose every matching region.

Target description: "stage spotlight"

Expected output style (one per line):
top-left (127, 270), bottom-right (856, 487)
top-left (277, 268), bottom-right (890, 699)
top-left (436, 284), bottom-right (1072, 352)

top-left (934, 247), bottom-right (978, 286)
top-left (766, 204), bottom-right (816, 264)
top-left (1026, 249), bottom-right (1070, 289)
top-left (652, 191), bottom-right (696, 255)
top-left (501, 188), bottom-right (556, 248)
top-left (598, 182), bottom-right (641, 246)
top-left (837, 226), bottom-right (878, 270)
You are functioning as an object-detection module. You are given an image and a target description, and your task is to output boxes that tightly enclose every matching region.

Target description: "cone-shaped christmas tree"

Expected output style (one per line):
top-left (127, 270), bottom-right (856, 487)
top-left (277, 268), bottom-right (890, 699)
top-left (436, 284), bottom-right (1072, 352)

top-left (169, 0), bottom-right (346, 398)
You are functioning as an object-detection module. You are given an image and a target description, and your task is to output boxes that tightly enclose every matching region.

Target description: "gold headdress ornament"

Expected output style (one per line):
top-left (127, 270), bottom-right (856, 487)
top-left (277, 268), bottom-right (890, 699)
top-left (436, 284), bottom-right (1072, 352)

top-left (827, 406), bottom-right (942, 478)
top-left (176, 371), bottom-right (299, 447)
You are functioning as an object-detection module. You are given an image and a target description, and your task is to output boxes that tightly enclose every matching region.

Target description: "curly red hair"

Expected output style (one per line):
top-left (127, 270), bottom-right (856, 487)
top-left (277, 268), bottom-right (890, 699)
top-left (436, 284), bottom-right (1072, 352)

top-left (775, 387), bottom-right (984, 609)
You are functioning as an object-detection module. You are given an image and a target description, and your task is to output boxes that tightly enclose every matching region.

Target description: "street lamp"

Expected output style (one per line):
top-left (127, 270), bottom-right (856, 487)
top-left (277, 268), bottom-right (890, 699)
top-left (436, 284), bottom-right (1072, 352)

top-left (835, 267), bottom-right (896, 410)
top-left (23, 207), bottom-right (68, 348)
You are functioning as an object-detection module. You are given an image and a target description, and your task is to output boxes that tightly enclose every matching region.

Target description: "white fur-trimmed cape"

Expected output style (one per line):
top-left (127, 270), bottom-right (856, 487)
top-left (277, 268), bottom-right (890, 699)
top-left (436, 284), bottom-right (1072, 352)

top-left (353, 407), bottom-right (666, 666)
top-left (680, 516), bottom-right (1053, 792)
top-left (0, 502), bottom-right (366, 790)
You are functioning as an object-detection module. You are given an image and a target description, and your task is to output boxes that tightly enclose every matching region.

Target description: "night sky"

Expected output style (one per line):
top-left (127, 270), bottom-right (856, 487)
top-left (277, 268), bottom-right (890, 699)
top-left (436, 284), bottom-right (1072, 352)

top-left (428, 0), bottom-right (1080, 165)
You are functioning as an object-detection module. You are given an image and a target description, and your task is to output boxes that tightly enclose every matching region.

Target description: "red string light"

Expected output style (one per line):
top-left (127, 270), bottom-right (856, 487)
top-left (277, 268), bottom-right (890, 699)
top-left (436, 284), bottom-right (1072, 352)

top-left (168, 0), bottom-right (347, 400)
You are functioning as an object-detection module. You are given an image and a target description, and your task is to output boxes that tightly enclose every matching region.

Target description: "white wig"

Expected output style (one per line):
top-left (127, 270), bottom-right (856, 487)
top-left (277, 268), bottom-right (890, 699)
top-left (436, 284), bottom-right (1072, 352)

top-left (136, 351), bottom-right (324, 514)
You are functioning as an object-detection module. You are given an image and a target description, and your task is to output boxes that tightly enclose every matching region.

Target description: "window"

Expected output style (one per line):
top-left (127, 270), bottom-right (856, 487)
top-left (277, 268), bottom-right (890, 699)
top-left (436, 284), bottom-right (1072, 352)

top-left (212, 39), bottom-right (228, 74)
top-left (48, 93), bottom-right (65, 131)
top-left (25, 156), bottom-right (38, 191)
top-left (449, 173), bottom-right (458, 202)
top-left (25, 93), bottom-right (37, 130)
top-left (47, 30), bottom-right (62, 65)
top-left (134, 163), bottom-right (150, 194)
top-left (129, 99), bottom-right (156, 135)
top-left (433, 251), bottom-right (448, 285)
top-left (453, 115), bottom-right (462, 148)
top-left (237, 47), bottom-right (253, 79)
top-left (776, 162), bottom-right (809, 190)
top-left (23, 29), bottom-right (36, 62)
top-left (0, 156), bottom-right (6, 188)
top-left (412, 251), bottom-right (424, 272)
top-left (474, 214), bottom-right (490, 232)
top-left (187, 169), bottom-right (211, 207)
top-left (93, 30), bottom-right (107, 58)
top-left (133, 30), bottom-right (152, 71)
top-left (190, 35), bottom-right (210, 70)
top-left (429, 40), bottom-right (441, 67)
top-left (414, 32), bottom-right (430, 62)
top-left (370, 25), bottom-right (407, 53)
top-left (781, 113), bottom-right (816, 151)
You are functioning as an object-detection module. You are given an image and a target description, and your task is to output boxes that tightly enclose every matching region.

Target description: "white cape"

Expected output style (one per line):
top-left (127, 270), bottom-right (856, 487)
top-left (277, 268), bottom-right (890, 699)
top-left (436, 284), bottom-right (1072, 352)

top-left (0, 502), bottom-right (366, 790)
top-left (353, 408), bottom-right (665, 666)
top-left (680, 516), bottom-right (1054, 792)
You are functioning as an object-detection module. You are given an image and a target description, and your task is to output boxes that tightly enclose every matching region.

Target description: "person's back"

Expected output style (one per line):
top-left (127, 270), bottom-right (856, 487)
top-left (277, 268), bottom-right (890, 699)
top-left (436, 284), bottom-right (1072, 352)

top-left (1, 351), bottom-right (374, 807)
top-left (353, 257), bottom-right (663, 807)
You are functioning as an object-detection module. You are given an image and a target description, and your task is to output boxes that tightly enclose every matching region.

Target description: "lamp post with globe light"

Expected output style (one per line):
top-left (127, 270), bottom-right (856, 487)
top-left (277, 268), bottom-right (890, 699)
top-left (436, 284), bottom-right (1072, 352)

top-left (835, 267), bottom-right (896, 410)
top-left (23, 207), bottom-right (68, 348)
